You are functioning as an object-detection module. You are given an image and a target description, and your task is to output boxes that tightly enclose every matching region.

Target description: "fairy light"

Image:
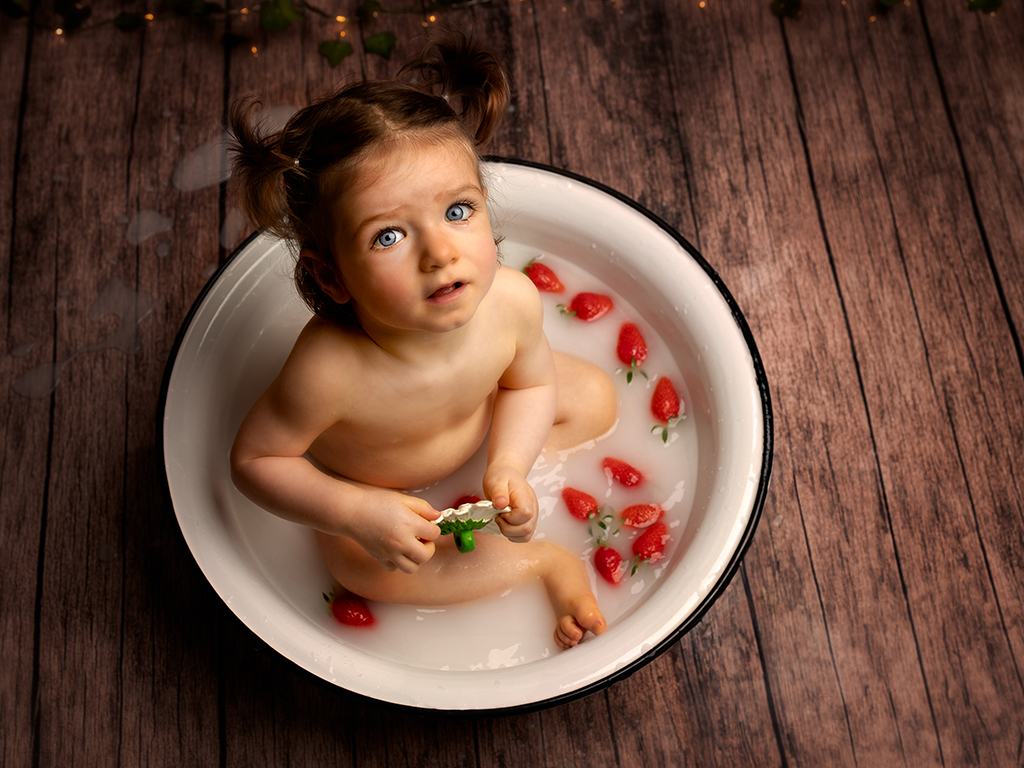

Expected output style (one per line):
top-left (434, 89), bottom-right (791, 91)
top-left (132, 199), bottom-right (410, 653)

top-left (336, 15), bottom-right (346, 22)
top-left (251, 45), bottom-right (258, 56)
top-left (240, 6), bottom-right (249, 13)
top-left (428, 14), bottom-right (436, 22)
top-left (699, 0), bottom-right (705, 6)
top-left (55, 27), bottom-right (64, 35)
top-left (144, 13), bottom-right (154, 20)
top-left (339, 29), bottom-right (346, 36)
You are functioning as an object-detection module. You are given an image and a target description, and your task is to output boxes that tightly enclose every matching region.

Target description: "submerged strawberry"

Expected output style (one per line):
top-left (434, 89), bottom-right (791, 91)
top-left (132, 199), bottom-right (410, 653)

top-left (594, 546), bottom-right (625, 585)
top-left (602, 457), bottom-right (644, 488)
top-left (523, 261), bottom-right (565, 293)
top-left (616, 322), bottom-right (648, 383)
top-left (620, 503), bottom-right (664, 529)
top-left (651, 376), bottom-right (684, 443)
top-left (559, 292), bottom-right (614, 322)
top-left (324, 591), bottom-right (375, 627)
top-left (631, 521), bottom-right (670, 573)
top-left (562, 487), bottom-right (599, 521)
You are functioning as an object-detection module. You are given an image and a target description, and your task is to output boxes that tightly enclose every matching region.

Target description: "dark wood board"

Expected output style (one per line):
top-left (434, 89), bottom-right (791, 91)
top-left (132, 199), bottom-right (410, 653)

top-left (2, 1), bottom-right (1023, 766)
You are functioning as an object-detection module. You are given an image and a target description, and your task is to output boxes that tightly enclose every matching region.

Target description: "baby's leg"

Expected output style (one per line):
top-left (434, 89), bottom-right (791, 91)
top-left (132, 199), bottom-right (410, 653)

top-left (548, 352), bottom-right (618, 452)
top-left (317, 532), bottom-right (605, 647)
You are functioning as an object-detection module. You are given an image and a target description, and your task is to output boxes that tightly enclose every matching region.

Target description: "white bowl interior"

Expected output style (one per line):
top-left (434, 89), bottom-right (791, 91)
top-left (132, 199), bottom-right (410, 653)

top-left (161, 161), bottom-right (769, 711)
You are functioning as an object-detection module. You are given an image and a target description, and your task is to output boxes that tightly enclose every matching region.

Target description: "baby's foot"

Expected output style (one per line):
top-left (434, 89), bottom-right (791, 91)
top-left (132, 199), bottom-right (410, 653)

top-left (554, 593), bottom-right (607, 650)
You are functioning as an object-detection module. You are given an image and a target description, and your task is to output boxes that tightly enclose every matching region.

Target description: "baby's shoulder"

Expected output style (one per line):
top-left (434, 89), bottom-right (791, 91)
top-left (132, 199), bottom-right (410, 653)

top-left (491, 265), bottom-right (542, 313)
top-left (277, 318), bottom-right (365, 393)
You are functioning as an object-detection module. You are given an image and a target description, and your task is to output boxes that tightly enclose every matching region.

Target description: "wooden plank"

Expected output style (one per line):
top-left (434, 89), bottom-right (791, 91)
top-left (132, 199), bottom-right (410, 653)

top-left (920, 0), bottom-right (1024, 671)
top-left (14, 15), bottom-right (141, 766)
top-left (116, 11), bottom-right (229, 767)
top-left (782, 0), bottom-right (1024, 763)
top-left (0, 16), bottom-right (45, 768)
top-left (663, 1), bottom-right (943, 764)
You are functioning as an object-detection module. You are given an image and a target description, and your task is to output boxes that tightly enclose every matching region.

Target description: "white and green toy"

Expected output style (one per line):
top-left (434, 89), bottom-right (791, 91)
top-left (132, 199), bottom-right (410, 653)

top-left (433, 500), bottom-right (510, 554)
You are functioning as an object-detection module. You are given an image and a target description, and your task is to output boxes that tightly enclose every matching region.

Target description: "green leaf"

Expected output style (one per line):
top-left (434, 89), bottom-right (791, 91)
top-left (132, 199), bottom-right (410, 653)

top-left (55, 0), bottom-right (92, 31)
top-left (318, 39), bottom-right (354, 67)
top-left (260, 0), bottom-right (304, 32)
top-left (114, 11), bottom-right (145, 31)
top-left (162, 0), bottom-right (220, 16)
top-left (1, 0), bottom-right (27, 20)
top-left (364, 30), bottom-right (397, 59)
top-left (769, 0), bottom-right (802, 19)
top-left (967, 0), bottom-right (1000, 10)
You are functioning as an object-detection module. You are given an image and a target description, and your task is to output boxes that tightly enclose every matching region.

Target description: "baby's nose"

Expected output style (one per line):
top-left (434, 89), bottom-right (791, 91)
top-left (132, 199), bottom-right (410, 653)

top-left (420, 233), bottom-right (458, 269)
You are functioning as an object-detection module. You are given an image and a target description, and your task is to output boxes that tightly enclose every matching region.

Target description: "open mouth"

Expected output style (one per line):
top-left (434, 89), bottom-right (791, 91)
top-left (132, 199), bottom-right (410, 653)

top-left (429, 282), bottom-right (463, 299)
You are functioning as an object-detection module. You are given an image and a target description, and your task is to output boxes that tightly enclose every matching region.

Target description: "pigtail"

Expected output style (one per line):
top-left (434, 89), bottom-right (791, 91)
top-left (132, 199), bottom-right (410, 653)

top-left (399, 31), bottom-right (510, 146)
top-left (227, 98), bottom-right (305, 241)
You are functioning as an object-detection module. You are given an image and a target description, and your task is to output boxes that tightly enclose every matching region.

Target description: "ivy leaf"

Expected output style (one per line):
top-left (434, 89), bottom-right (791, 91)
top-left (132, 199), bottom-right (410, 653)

top-left (967, 0), bottom-right (1000, 10)
top-left (769, 0), bottom-right (802, 18)
top-left (364, 30), bottom-right (397, 59)
top-left (359, 0), bottom-right (386, 17)
top-left (260, 0), bottom-right (304, 32)
top-left (318, 39), bottom-right (354, 67)
top-left (162, 0), bottom-right (221, 16)
top-left (1, 0), bottom-right (27, 20)
top-left (114, 11), bottom-right (145, 31)
top-left (55, 0), bottom-right (92, 31)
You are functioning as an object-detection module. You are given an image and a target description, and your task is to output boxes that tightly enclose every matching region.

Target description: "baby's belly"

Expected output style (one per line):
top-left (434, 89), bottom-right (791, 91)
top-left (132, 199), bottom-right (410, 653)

top-left (308, 409), bottom-right (491, 491)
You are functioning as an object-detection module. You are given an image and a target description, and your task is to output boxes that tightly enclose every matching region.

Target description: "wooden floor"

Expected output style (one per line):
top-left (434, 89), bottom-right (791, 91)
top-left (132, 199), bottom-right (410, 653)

top-left (3, 0), bottom-right (1023, 765)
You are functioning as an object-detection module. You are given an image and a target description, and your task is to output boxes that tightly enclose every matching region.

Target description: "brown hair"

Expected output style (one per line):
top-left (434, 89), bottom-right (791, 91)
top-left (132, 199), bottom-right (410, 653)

top-left (228, 31), bottom-right (510, 324)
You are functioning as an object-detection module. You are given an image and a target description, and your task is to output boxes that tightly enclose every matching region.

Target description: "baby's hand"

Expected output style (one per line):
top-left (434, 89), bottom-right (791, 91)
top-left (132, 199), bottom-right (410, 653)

top-left (483, 465), bottom-right (538, 543)
top-left (350, 491), bottom-right (441, 573)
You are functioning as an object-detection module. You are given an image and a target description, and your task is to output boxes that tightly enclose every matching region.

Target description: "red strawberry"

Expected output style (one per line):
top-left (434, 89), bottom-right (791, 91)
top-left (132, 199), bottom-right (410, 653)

top-left (325, 591), bottom-right (375, 627)
top-left (631, 521), bottom-right (670, 572)
top-left (523, 261), bottom-right (565, 293)
top-left (594, 546), bottom-right (625, 585)
top-left (651, 376), bottom-right (684, 443)
top-left (616, 322), bottom-right (648, 382)
top-left (559, 292), bottom-right (614, 322)
top-left (620, 503), bottom-right (664, 529)
top-left (602, 457), bottom-right (644, 487)
top-left (452, 494), bottom-right (483, 507)
top-left (562, 487), bottom-right (599, 521)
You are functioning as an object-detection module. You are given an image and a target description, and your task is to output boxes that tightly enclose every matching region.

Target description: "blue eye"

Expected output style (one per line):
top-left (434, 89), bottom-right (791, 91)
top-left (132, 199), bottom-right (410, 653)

top-left (445, 204), bottom-right (471, 222)
top-left (374, 228), bottom-right (404, 248)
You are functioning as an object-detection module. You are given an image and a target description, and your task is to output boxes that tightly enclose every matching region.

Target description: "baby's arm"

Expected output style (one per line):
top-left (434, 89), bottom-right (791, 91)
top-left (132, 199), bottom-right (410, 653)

top-left (484, 271), bottom-right (558, 541)
top-left (230, 350), bottom-right (440, 572)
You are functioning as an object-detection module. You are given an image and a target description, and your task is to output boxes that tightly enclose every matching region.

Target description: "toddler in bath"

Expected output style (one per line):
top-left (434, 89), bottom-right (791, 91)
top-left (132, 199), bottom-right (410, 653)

top-left (228, 33), bottom-right (617, 648)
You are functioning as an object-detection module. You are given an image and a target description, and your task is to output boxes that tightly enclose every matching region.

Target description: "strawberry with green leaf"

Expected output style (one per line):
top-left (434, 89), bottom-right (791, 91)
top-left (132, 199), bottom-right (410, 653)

top-left (562, 487), bottom-right (599, 521)
top-left (651, 376), bottom-right (684, 443)
top-left (523, 260), bottom-right (565, 293)
top-left (559, 292), bottom-right (614, 322)
top-left (616, 322), bottom-right (649, 383)
top-left (631, 521), bottom-right (670, 574)
top-left (323, 590), bottom-right (375, 627)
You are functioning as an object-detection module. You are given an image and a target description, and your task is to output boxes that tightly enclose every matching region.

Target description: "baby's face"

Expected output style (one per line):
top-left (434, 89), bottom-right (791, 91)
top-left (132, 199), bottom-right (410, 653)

top-left (326, 137), bottom-right (498, 338)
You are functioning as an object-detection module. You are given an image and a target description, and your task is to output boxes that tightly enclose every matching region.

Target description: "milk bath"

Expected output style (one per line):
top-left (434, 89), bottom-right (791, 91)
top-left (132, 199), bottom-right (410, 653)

top-left (231, 247), bottom-right (699, 672)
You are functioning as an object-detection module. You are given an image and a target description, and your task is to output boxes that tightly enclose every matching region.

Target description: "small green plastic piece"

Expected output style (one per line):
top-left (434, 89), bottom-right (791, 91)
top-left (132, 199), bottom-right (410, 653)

top-left (437, 518), bottom-right (491, 554)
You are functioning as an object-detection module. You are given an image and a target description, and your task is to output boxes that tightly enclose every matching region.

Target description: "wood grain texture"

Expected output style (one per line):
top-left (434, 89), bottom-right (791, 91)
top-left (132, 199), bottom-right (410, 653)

top-left (3, 0), bottom-right (1023, 766)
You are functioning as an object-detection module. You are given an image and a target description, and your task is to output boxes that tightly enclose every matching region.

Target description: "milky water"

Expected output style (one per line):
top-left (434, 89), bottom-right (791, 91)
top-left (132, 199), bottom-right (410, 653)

top-left (300, 247), bottom-right (699, 671)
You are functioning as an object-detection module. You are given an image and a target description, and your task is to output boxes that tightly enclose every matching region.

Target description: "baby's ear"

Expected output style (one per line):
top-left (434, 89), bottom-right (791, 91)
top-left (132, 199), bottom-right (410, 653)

top-left (300, 249), bottom-right (350, 304)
